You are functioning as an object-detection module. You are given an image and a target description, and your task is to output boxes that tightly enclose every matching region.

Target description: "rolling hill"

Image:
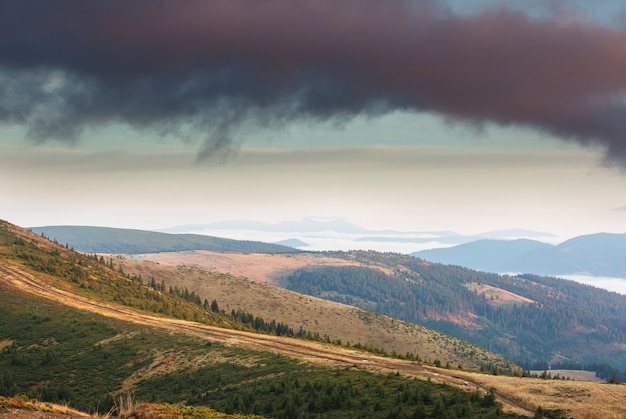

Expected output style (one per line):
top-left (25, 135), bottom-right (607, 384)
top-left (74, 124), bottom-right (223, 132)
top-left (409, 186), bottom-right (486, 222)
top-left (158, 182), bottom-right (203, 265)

top-left (29, 225), bottom-right (300, 254)
top-left (413, 233), bottom-right (626, 277)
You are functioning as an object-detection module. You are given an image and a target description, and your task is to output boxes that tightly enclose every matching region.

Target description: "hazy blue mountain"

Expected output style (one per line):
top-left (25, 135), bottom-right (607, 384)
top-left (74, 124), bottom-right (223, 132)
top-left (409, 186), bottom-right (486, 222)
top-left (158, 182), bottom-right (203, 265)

top-left (162, 219), bottom-right (556, 249)
top-left (413, 239), bottom-right (552, 272)
top-left (503, 233), bottom-right (626, 277)
top-left (413, 233), bottom-right (626, 278)
top-left (30, 225), bottom-right (300, 254)
top-left (274, 238), bottom-right (310, 248)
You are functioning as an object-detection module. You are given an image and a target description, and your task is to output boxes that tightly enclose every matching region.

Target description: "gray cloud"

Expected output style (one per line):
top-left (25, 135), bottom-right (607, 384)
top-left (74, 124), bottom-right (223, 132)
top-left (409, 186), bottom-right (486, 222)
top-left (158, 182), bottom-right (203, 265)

top-left (2, 0), bottom-right (626, 165)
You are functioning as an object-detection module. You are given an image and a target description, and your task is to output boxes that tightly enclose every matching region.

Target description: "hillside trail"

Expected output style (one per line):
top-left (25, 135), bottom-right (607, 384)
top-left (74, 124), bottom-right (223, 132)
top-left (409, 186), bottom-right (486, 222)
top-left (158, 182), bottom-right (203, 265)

top-left (0, 263), bottom-right (535, 417)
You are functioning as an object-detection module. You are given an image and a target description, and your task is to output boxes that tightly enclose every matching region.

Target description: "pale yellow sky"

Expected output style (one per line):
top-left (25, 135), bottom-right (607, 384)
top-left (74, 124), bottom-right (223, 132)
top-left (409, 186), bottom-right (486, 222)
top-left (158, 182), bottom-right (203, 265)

top-left (2, 117), bottom-right (625, 241)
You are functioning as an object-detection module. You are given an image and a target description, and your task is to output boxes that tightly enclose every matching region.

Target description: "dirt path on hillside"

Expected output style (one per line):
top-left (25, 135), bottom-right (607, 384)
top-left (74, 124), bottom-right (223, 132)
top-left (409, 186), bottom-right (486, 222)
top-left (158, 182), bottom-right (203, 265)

top-left (0, 263), bottom-right (535, 417)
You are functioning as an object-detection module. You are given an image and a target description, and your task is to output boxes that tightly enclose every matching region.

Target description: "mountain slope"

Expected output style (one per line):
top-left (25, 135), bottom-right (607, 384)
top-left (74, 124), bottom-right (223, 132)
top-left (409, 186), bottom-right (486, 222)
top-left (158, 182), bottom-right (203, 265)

top-left (125, 245), bottom-right (626, 377)
top-left (0, 219), bottom-right (527, 418)
top-left (30, 225), bottom-right (299, 254)
top-left (274, 251), bottom-right (626, 375)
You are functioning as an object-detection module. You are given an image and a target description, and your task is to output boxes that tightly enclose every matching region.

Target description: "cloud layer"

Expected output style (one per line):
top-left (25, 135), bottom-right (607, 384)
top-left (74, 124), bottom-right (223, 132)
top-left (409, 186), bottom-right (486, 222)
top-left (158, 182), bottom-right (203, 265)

top-left (2, 0), bottom-right (626, 164)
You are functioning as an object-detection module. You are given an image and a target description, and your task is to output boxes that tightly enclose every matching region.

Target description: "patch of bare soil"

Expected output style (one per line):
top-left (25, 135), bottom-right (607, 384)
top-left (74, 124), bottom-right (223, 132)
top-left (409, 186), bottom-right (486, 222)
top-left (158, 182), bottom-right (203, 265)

top-left (465, 282), bottom-right (535, 306)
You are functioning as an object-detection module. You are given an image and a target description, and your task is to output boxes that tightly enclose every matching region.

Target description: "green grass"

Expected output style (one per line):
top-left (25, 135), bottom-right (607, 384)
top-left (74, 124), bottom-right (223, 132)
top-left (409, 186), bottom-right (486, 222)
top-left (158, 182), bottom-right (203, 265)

top-left (0, 283), bottom-right (527, 418)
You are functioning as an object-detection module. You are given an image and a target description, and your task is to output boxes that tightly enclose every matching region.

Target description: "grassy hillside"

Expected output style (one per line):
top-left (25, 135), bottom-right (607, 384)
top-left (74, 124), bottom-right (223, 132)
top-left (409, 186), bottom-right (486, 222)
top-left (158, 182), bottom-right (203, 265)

top-left (117, 258), bottom-right (514, 371)
top-left (30, 225), bottom-right (300, 254)
top-left (0, 220), bottom-right (523, 418)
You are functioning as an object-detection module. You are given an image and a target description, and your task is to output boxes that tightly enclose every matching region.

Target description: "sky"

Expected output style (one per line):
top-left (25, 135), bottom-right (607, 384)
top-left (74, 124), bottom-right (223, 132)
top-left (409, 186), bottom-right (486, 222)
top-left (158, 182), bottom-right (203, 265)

top-left (2, 0), bottom-right (626, 242)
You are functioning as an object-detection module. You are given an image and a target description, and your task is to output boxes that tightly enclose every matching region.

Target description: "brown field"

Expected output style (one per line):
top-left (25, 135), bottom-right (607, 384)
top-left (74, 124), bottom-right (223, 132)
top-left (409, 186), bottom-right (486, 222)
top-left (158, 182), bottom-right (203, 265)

top-left (126, 250), bottom-right (364, 284)
top-left (453, 370), bottom-right (626, 419)
top-left (117, 257), bottom-right (511, 371)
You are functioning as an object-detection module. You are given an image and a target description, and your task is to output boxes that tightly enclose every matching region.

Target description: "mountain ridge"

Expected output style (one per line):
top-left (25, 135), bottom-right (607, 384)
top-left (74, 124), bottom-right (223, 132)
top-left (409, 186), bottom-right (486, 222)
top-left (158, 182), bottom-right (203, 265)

top-left (29, 225), bottom-right (300, 255)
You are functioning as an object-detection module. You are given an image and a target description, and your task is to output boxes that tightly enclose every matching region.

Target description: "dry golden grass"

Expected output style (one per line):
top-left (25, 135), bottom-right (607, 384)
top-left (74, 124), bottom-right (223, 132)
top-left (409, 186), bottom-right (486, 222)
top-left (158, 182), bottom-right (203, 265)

top-left (0, 395), bottom-right (90, 417)
top-left (453, 370), bottom-right (626, 419)
top-left (117, 257), bottom-right (512, 371)
top-left (125, 251), bottom-right (361, 284)
top-left (108, 393), bottom-right (262, 418)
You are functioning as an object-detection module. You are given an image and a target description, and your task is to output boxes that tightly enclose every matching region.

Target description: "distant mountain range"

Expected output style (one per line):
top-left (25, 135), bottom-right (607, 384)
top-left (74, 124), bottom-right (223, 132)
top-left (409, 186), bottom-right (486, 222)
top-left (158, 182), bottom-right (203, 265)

top-left (157, 218), bottom-right (557, 252)
top-left (413, 233), bottom-right (626, 278)
top-left (160, 218), bottom-right (552, 239)
top-left (274, 238), bottom-right (310, 248)
top-left (31, 223), bottom-right (626, 278)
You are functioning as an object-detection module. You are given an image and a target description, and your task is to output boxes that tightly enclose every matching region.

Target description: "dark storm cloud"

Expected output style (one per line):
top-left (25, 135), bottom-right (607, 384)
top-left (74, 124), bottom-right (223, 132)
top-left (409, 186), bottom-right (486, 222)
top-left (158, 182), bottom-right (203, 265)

top-left (2, 0), bottom-right (626, 164)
